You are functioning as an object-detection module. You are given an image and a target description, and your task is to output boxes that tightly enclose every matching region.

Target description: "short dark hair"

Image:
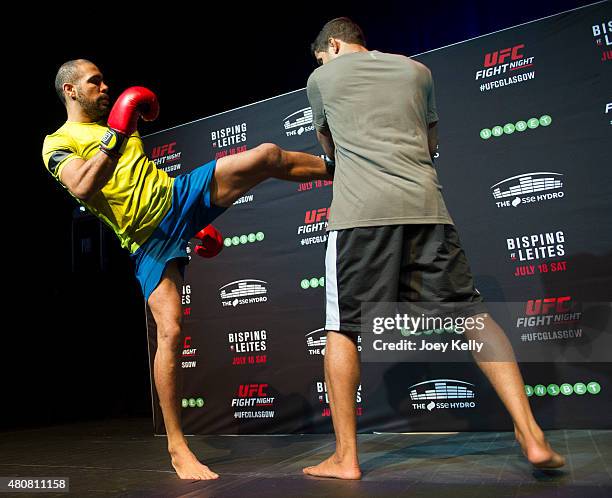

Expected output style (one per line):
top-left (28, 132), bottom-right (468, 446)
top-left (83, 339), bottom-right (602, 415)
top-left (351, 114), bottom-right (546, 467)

top-left (311, 17), bottom-right (366, 55)
top-left (54, 59), bottom-right (92, 105)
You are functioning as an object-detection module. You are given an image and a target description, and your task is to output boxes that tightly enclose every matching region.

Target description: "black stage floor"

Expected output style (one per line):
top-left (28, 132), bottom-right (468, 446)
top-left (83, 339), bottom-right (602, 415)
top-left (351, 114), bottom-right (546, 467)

top-left (1, 418), bottom-right (610, 497)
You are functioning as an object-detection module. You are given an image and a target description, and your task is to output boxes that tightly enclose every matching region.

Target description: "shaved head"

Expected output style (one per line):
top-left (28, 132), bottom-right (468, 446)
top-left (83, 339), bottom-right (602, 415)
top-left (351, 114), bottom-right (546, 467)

top-left (54, 59), bottom-right (110, 121)
top-left (55, 59), bottom-right (94, 106)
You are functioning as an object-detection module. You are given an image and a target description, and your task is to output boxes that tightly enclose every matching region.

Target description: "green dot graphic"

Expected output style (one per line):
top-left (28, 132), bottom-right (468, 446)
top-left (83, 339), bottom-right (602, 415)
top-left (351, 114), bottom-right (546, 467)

top-left (181, 398), bottom-right (188, 408)
top-left (319, 277), bottom-right (325, 287)
top-left (587, 382), bottom-right (601, 395)
top-left (224, 238), bottom-right (232, 247)
top-left (525, 385), bottom-right (534, 397)
top-left (189, 398), bottom-right (196, 408)
top-left (480, 128), bottom-right (492, 140)
top-left (560, 383), bottom-right (573, 396)
top-left (492, 126), bottom-right (504, 137)
top-left (196, 398), bottom-right (205, 407)
top-left (515, 120), bottom-right (528, 132)
top-left (527, 118), bottom-right (540, 129)
top-left (239, 235), bottom-right (247, 244)
top-left (300, 279), bottom-right (310, 289)
top-left (232, 236), bottom-right (240, 246)
top-left (547, 384), bottom-right (560, 396)
top-left (310, 278), bottom-right (319, 288)
top-left (539, 115), bottom-right (552, 126)
top-left (534, 384), bottom-right (547, 397)
top-left (573, 382), bottom-right (587, 395)
top-left (248, 233), bottom-right (256, 243)
top-left (256, 232), bottom-right (265, 241)
top-left (503, 123), bottom-right (515, 134)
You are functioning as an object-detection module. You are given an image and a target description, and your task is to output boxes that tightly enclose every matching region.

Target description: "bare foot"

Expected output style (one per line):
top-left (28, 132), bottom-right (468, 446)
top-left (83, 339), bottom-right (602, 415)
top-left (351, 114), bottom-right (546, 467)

top-left (303, 454), bottom-right (362, 480)
top-left (515, 427), bottom-right (565, 469)
top-left (170, 446), bottom-right (219, 480)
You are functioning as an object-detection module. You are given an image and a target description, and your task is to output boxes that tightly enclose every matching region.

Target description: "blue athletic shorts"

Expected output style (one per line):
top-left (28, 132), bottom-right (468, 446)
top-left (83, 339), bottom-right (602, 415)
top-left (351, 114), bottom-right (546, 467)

top-left (130, 160), bottom-right (226, 302)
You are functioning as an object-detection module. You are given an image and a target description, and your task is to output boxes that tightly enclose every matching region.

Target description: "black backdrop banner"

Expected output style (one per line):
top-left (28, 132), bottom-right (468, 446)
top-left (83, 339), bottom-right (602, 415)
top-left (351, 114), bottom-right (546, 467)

top-left (143, 2), bottom-right (612, 434)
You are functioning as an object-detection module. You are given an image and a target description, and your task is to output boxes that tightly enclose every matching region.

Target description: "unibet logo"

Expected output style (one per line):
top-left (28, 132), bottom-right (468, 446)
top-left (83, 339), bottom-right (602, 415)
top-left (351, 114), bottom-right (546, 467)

top-left (525, 381), bottom-right (600, 397)
top-left (181, 397), bottom-right (205, 408)
top-left (301, 277), bottom-right (325, 289)
top-left (586, 382), bottom-right (601, 394)
top-left (480, 115), bottom-right (551, 140)
top-left (224, 232), bottom-right (265, 247)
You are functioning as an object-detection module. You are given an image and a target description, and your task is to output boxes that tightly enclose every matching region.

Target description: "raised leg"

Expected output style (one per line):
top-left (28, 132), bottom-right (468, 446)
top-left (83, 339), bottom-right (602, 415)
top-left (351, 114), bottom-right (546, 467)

top-left (211, 143), bottom-right (330, 207)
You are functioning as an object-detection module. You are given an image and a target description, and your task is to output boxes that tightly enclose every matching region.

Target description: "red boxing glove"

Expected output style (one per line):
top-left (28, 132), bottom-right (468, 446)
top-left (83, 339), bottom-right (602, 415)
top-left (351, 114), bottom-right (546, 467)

top-left (194, 225), bottom-right (223, 258)
top-left (99, 87), bottom-right (159, 158)
top-left (108, 86), bottom-right (159, 135)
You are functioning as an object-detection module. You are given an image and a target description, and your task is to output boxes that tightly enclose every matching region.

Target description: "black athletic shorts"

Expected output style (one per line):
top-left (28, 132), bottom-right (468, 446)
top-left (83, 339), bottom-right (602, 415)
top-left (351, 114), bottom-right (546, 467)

top-left (324, 224), bottom-right (487, 332)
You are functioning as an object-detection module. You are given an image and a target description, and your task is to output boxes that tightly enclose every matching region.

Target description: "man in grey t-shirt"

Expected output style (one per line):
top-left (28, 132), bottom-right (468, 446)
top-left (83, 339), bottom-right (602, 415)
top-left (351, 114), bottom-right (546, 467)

top-left (307, 41), bottom-right (451, 229)
top-left (302, 17), bottom-right (564, 480)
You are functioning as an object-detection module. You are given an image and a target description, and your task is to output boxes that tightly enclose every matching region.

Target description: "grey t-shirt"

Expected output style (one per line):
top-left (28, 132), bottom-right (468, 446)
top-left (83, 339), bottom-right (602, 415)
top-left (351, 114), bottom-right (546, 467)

top-left (306, 50), bottom-right (453, 230)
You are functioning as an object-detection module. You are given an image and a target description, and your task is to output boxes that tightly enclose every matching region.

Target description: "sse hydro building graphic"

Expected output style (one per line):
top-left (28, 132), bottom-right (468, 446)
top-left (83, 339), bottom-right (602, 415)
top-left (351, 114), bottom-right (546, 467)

top-left (220, 280), bottom-right (268, 307)
top-left (409, 379), bottom-right (476, 401)
top-left (491, 172), bottom-right (564, 208)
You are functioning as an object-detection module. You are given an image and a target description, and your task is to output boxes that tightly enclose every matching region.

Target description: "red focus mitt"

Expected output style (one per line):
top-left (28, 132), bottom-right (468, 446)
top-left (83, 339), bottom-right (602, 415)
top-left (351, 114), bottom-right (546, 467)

top-left (194, 225), bottom-right (223, 258)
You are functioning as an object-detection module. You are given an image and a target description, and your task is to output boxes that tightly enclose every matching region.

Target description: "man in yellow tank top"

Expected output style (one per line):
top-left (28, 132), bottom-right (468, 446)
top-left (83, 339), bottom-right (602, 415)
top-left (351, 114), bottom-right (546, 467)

top-left (42, 59), bottom-right (332, 480)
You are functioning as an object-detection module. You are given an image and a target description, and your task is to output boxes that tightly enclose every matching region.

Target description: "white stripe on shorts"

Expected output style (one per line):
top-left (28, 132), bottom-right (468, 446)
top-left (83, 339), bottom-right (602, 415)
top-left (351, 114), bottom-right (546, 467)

top-left (325, 230), bottom-right (340, 330)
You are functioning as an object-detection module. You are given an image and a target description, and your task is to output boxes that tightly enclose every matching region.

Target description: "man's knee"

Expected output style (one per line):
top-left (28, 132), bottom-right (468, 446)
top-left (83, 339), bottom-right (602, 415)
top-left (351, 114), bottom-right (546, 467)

top-left (254, 143), bottom-right (282, 169)
top-left (157, 323), bottom-right (182, 349)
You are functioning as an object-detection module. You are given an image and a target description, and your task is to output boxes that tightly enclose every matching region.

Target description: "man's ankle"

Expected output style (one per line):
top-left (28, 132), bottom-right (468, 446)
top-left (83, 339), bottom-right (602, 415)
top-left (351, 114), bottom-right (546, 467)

top-left (334, 448), bottom-right (359, 465)
top-left (168, 438), bottom-right (190, 454)
top-left (515, 421), bottom-right (544, 440)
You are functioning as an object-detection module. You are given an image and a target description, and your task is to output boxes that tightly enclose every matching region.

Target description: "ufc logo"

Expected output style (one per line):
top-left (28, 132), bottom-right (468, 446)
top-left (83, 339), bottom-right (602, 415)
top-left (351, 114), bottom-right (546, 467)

top-left (484, 44), bottom-right (525, 67)
top-left (237, 383), bottom-right (268, 397)
top-left (183, 336), bottom-right (192, 348)
top-left (151, 142), bottom-right (177, 159)
top-left (305, 208), bottom-right (329, 224)
top-left (526, 296), bottom-right (571, 315)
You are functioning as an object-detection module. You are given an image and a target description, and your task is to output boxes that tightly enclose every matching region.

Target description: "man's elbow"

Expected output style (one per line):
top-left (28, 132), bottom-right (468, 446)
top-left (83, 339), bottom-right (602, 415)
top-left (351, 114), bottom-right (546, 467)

top-left (75, 190), bottom-right (94, 202)
top-left (59, 171), bottom-right (95, 202)
top-left (66, 181), bottom-right (97, 202)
